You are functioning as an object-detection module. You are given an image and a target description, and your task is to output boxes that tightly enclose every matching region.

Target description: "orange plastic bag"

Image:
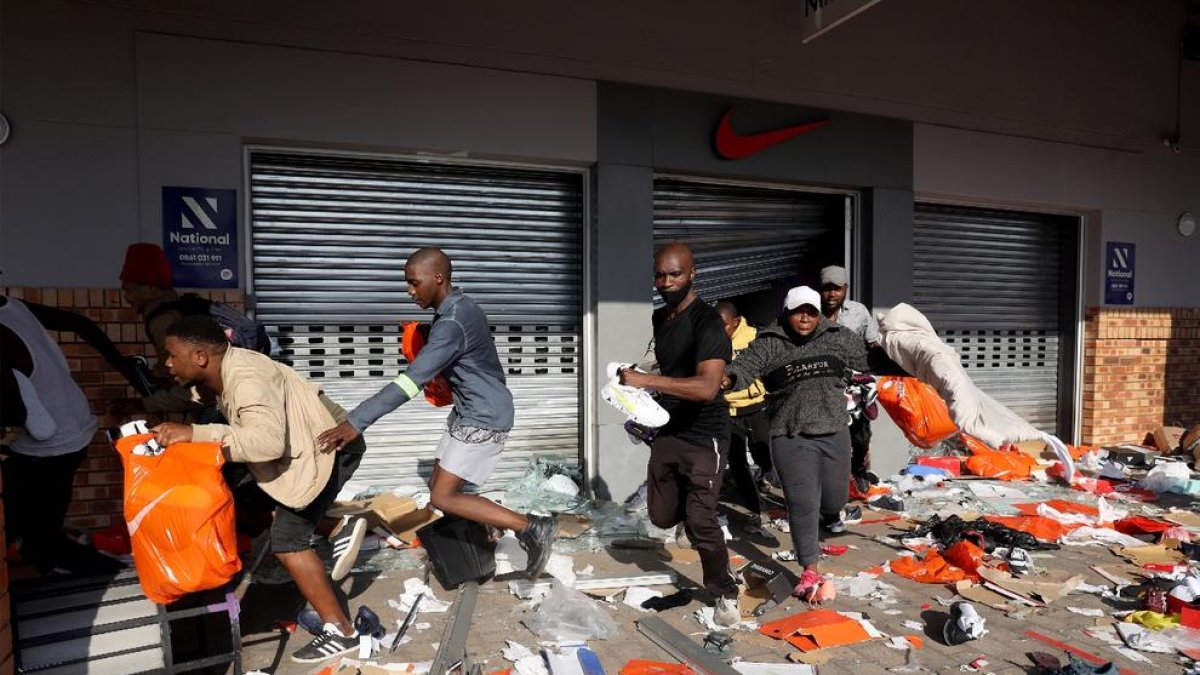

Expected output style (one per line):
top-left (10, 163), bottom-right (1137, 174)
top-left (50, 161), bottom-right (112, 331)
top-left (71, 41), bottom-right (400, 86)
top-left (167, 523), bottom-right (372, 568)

top-left (876, 376), bottom-right (958, 448)
top-left (962, 434), bottom-right (1038, 481)
top-left (942, 540), bottom-right (985, 580)
top-left (889, 550), bottom-right (968, 584)
top-left (619, 661), bottom-right (695, 675)
top-left (115, 434), bottom-right (241, 604)
top-left (984, 515), bottom-right (1071, 542)
top-left (402, 321), bottom-right (453, 407)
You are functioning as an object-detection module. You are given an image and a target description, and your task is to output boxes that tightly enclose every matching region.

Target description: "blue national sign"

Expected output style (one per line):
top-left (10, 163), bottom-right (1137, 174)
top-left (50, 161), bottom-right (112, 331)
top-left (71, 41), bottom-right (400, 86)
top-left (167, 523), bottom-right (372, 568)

top-left (162, 186), bottom-right (238, 288)
top-left (1104, 241), bottom-right (1135, 305)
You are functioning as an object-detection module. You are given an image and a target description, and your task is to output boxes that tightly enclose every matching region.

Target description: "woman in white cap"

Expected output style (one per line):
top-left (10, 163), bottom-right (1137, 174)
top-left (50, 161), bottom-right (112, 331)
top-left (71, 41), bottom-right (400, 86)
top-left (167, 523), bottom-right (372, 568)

top-left (722, 285), bottom-right (867, 603)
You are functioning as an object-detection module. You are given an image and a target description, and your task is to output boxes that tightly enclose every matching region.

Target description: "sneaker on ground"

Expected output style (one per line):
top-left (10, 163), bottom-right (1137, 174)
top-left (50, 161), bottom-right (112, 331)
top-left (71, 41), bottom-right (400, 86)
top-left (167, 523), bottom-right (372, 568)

top-left (330, 515), bottom-right (368, 582)
top-left (291, 623), bottom-right (359, 663)
top-left (625, 482), bottom-right (649, 511)
top-left (713, 596), bottom-right (740, 627)
top-left (518, 514), bottom-right (560, 579)
top-left (826, 519), bottom-right (847, 535)
top-left (843, 505), bottom-right (863, 524)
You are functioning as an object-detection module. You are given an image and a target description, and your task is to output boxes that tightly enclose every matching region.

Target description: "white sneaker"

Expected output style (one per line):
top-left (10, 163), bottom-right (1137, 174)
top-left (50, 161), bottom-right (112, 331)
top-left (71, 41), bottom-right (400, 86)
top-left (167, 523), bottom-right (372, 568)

top-left (330, 515), bottom-right (367, 582)
top-left (601, 365), bottom-right (670, 428)
top-left (713, 596), bottom-right (740, 627)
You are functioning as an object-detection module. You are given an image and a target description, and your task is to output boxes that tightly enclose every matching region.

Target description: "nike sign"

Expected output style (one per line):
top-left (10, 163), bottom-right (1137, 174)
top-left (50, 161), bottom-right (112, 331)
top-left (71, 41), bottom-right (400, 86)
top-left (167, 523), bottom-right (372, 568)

top-left (714, 108), bottom-right (830, 160)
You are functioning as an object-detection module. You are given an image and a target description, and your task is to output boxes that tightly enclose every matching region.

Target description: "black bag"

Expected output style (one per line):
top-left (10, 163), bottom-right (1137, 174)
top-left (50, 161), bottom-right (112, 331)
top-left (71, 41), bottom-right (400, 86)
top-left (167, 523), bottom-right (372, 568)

top-left (145, 294), bottom-right (273, 354)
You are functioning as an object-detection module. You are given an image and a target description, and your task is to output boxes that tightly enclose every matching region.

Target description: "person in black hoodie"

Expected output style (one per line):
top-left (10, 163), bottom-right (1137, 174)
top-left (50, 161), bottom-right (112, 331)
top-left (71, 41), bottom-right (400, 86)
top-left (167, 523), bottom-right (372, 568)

top-left (722, 285), bottom-right (867, 603)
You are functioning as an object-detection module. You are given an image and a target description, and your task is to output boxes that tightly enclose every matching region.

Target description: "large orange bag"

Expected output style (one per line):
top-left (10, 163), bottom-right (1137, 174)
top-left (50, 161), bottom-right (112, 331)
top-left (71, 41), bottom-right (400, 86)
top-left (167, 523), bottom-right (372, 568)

top-left (876, 376), bottom-right (958, 448)
top-left (402, 321), bottom-right (453, 407)
top-left (115, 434), bottom-right (241, 604)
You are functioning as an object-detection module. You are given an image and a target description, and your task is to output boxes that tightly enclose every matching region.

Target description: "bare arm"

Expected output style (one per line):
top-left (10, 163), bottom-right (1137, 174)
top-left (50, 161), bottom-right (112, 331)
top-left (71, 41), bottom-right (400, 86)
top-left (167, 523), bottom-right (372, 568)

top-left (622, 359), bottom-right (725, 402)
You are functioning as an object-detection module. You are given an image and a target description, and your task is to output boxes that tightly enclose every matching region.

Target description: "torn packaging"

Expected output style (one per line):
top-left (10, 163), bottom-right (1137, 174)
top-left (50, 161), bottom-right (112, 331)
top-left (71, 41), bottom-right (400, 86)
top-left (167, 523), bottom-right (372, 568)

top-left (330, 494), bottom-right (439, 543)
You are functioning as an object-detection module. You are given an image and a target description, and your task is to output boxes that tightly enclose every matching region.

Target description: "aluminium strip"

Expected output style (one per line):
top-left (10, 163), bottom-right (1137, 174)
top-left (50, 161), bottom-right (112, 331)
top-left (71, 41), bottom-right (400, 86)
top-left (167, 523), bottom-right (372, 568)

top-left (634, 617), bottom-right (740, 675)
top-left (430, 581), bottom-right (480, 675)
top-left (508, 572), bottom-right (678, 599)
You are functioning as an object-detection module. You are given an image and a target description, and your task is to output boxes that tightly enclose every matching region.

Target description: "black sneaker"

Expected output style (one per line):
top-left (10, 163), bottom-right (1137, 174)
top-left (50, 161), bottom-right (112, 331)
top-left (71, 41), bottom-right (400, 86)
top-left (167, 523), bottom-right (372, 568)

top-left (291, 623), bottom-right (359, 663)
top-left (518, 514), bottom-right (560, 579)
top-left (330, 515), bottom-right (367, 582)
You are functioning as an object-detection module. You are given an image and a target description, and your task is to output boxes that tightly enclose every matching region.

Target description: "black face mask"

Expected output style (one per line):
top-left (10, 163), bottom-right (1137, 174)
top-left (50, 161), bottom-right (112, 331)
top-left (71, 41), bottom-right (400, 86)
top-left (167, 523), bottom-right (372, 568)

top-left (658, 280), bottom-right (692, 307)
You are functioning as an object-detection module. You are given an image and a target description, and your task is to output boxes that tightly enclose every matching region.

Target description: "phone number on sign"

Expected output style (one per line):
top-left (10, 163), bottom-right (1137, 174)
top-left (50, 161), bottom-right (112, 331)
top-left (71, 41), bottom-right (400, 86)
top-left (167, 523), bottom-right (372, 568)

top-left (177, 253), bottom-right (223, 263)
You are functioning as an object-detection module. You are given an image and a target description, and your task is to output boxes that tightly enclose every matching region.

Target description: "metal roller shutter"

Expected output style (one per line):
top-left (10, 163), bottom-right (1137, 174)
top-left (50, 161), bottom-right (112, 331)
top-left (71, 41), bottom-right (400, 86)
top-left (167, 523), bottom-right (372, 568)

top-left (652, 177), bottom-right (846, 305)
top-left (248, 150), bottom-right (583, 490)
top-left (913, 204), bottom-right (1078, 434)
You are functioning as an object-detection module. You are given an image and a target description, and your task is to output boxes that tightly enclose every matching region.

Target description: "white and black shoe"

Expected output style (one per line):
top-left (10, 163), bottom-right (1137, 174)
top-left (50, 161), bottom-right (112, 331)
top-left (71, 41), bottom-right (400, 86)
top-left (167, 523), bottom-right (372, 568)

top-left (330, 515), bottom-right (367, 582)
top-left (291, 623), bottom-right (359, 663)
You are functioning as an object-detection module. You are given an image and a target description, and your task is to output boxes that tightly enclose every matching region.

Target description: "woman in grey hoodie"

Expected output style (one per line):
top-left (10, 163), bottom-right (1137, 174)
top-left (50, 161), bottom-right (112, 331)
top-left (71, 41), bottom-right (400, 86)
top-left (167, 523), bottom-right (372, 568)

top-left (723, 286), bottom-right (867, 602)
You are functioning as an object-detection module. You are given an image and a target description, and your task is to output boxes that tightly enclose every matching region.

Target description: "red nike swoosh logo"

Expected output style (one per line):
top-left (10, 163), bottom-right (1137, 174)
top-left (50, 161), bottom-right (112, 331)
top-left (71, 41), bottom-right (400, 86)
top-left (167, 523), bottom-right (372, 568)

top-left (714, 108), bottom-right (830, 160)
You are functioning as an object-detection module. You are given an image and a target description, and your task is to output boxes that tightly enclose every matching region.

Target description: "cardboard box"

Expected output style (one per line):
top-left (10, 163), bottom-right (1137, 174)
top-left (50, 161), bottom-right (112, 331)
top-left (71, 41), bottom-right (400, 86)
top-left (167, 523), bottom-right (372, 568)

top-left (330, 494), bottom-right (440, 544)
top-left (738, 560), bottom-right (792, 617)
top-left (1151, 426), bottom-right (1186, 454)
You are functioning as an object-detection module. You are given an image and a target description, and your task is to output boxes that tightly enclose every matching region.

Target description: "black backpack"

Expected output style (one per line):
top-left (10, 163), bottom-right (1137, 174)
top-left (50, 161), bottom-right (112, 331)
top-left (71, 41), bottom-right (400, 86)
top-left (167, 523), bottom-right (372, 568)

top-left (145, 294), bottom-right (273, 355)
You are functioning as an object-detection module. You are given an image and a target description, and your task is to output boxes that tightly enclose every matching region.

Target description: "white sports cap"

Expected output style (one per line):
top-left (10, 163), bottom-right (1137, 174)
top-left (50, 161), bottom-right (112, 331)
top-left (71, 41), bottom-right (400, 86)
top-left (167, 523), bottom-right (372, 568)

top-left (783, 285), bottom-right (822, 312)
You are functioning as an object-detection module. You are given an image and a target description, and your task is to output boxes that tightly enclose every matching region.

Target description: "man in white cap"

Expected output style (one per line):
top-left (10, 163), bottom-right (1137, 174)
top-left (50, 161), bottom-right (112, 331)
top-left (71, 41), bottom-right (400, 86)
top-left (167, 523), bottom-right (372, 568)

top-left (819, 265), bottom-right (879, 492)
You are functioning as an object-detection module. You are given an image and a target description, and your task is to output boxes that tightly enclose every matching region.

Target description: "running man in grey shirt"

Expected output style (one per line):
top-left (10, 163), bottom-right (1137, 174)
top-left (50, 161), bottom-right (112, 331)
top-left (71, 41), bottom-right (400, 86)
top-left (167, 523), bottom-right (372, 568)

top-left (318, 248), bottom-right (557, 578)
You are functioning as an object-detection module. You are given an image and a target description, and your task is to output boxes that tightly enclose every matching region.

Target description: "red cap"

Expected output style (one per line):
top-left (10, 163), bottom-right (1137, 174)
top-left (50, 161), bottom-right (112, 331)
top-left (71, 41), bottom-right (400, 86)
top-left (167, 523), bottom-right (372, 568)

top-left (120, 243), bottom-right (173, 288)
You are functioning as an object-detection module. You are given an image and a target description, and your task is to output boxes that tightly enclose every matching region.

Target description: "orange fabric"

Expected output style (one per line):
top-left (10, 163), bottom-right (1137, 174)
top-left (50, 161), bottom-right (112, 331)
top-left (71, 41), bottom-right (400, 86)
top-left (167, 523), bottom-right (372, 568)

top-left (1014, 500), bottom-right (1099, 517)
top-left (890, 550), bottom-right (968, 584)
top-left (115, 434), bottom-right (241, 604)
top-left (619, 661), bottom-right (694, 675)
top-left (962, 434), bottom-right (1039, 480)
top-left (943, 540), bottom-right (985, 580)
top-left (401, 321), bottom-right (453, 407)
top-left (984, 515), bottom-right (1073, 541)
top-left (876, 376), bottom-right (958, 448)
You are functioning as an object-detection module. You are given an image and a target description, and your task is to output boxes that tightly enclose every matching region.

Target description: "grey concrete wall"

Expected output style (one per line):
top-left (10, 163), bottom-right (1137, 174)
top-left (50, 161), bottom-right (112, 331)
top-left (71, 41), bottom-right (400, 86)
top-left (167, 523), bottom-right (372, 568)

top-left (0, 25), bottom-right (596, 287)
top-left (914, 124), bottom-right (1200, 308)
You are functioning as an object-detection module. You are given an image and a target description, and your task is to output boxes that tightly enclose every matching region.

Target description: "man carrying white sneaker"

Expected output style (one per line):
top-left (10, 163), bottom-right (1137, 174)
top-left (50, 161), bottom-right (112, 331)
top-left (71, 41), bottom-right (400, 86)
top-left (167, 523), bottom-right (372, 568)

top-left (618, 243), bottom-right (740, 628)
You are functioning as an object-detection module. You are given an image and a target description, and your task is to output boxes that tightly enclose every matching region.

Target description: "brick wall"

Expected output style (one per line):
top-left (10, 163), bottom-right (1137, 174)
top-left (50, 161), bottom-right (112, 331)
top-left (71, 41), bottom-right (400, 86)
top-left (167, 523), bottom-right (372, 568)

top-left (1, 287), bottom-right (243, 531)
top-left (1081, 306), bottom-right (1200, 446)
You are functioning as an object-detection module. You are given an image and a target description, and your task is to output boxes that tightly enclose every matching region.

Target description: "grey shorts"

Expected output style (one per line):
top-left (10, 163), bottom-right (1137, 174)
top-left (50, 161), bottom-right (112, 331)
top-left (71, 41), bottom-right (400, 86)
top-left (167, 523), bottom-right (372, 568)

top-left (435, 425), bottom-right (507, 486)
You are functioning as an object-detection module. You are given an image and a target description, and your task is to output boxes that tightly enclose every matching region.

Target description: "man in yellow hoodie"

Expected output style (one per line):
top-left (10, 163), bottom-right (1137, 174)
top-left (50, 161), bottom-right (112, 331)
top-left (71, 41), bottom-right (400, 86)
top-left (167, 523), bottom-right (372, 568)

top-left (716, 302), bottom-right (777, 544)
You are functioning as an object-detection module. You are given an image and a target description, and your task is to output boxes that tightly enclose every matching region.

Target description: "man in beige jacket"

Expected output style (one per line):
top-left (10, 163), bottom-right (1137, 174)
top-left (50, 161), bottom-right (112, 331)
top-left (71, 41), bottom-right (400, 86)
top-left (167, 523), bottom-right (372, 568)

top-left (152, 316), bottom-right (366, 664)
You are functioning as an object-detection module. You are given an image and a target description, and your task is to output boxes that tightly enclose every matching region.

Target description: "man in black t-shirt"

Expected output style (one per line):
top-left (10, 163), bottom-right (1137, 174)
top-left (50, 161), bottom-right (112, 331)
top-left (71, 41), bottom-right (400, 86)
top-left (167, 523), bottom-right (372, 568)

top-left (619, 242), bottom-right (740, 627)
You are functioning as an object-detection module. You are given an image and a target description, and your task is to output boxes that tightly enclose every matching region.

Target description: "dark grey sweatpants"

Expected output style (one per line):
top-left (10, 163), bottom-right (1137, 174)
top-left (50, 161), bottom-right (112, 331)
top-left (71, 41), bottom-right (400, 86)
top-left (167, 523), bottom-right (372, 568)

top-left (771, 427), bottom-right (852, 567)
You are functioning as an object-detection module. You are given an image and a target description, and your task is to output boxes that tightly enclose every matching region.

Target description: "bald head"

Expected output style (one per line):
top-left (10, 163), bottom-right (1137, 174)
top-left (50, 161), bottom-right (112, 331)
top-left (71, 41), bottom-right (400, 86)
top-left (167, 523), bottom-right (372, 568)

top-left (406, 247), bottom-right (452, 279)
top-left (405, 247), bottom-right (454, 310)
top-left (653, 242), bottom-right (697, 309)
top-left (654, 242), bottom-right (694, 269)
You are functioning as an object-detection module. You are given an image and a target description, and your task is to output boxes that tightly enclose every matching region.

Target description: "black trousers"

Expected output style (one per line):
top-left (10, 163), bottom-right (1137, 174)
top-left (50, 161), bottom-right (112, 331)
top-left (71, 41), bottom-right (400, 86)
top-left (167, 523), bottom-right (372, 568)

top-left (727, 407), bottom-right (772, 515)
top-left (646, 434), bottom-right (738, 600)
top-left (1, 447), bottom-right (86, 572)
top-left (850, 415), bottom-right (873, 477)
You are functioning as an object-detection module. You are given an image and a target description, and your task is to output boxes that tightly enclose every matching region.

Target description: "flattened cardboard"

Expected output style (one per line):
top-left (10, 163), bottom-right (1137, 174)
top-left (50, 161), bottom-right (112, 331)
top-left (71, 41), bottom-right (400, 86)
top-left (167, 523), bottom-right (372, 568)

top-left (1113, 543), bottom-right (1185, 566)
top-left (331, 494), bottom-right (440, 543)
top-left (976, 567), bottom-right (1083, 604)
top-left (761, 609), bottom-right (872, 652)
top-left (1163, 511), bottom-right (1200, 530)
top-left (954, 580), bottom-right (1014, 611)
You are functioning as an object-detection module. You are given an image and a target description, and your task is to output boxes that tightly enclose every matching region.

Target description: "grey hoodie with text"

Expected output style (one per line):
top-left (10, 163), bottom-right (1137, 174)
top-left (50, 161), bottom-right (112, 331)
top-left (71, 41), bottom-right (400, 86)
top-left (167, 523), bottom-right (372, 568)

top-left (725, 317), bottom-right (868, 437)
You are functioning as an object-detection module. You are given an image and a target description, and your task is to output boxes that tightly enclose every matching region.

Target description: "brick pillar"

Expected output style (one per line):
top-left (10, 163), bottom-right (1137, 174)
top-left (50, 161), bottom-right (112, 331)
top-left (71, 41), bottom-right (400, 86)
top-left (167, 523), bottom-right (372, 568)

top-left (1, 287), bottom-right (244, 530)
top-left (1080, 307), bottom-right (1200, 446)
